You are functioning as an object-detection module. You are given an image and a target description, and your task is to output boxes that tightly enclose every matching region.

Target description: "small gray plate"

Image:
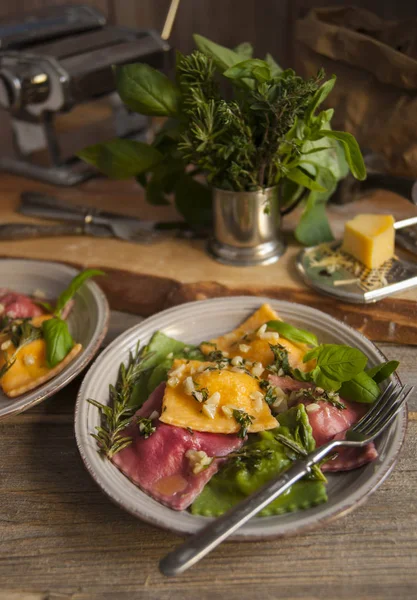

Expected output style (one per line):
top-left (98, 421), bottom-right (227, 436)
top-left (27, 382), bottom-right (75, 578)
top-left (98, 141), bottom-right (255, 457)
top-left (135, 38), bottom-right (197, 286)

top-left (75, 297), bottom-right (406, 539)
top-left (296, 241), bottom-right (417, 303)
top-left (0, 259), bottom-right (109, 420)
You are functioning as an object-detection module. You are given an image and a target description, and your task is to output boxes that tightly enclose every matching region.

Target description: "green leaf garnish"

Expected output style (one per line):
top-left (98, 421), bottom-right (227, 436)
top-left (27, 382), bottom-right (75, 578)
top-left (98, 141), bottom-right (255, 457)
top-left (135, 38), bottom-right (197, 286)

top-left (366, 360), bottom-right (399, 384)
top-left (266, 320), bottom-right (318, 347)
top-left (42, 318), bottom-right (74, 368)
top-left (55, 269), bottom-right (105, 317)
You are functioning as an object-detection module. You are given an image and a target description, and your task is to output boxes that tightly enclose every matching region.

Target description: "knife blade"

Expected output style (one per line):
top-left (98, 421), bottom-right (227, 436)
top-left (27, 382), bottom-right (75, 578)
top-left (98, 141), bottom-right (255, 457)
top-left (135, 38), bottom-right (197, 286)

top-left (0, 222), bottom-right (113, 240)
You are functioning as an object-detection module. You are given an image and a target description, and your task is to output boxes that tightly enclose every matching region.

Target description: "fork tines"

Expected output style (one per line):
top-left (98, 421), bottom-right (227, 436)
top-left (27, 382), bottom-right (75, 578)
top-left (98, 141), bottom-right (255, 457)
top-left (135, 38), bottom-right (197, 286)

top-left (353, 383), bottom-right (414, 437)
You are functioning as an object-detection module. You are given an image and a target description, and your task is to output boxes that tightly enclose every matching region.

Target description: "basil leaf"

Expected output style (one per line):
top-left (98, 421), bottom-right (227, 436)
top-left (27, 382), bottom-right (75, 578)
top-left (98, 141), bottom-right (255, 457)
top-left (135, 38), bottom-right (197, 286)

top-left (266, 320), bottom-right (318, 347)
top-left (316, 344), bottom-right (367, 382)
top-left (286, 167), bottom-right (326, 192)
top-left (224, 59), bottom-right (271, 82)
top-left (305, 76), bottom-right (336, 123)
top-left (291, 368), bottom-right (313, 382)
top-left (146, 158), bottom-right (185, 206)
top-left (311, 366), bottom-right (341, 392)
top-left (318, 130), bottom-right (366, 181)
top-left (55, 269), bottom-right (105, 316)
top-left (339, 371), bottom-right (381, 404)
top-left (234, 42), bottom-right (253, 59)
top-left (295, 166), bottom-right (336, 246)
top-left (265, 53), bottom-right (282, 77)
top-left (174, 174), bottom-right (212, 229)
top-left (78, 139), bottom-right (162, 179)
top-left (303, 347), bottom-right (321, 362)
top-left (114, 63), bottom-right (181, 117)
top-left (194, 34), bottom-right (247, 73)
top-left (42, 318), bottom-right (74, 368)
top-left (366, 360), bottom-right (399, 384)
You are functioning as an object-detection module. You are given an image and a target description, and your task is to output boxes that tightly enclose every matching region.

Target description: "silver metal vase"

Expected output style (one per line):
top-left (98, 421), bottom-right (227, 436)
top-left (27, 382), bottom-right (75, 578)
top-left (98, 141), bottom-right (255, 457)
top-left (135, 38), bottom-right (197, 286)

top-left (208, 186), bottom-right (286, 266)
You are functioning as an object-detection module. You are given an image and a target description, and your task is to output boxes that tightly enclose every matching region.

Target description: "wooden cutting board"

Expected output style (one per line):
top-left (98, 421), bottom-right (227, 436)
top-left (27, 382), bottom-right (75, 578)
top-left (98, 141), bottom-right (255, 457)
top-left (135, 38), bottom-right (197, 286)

top-left (0, 173), bottom-right (416, 344)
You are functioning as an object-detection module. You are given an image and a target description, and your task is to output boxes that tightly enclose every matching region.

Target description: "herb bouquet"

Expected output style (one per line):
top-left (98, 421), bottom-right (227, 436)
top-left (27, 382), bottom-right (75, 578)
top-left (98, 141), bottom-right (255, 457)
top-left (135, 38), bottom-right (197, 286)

top-left (79, 35), bottom-right (366, 249)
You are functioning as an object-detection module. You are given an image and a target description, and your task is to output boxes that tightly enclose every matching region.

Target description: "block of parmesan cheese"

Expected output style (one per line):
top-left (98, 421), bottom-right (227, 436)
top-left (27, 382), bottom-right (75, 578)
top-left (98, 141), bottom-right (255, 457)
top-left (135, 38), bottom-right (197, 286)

top-left (342, 214), bottom-right (395, 269)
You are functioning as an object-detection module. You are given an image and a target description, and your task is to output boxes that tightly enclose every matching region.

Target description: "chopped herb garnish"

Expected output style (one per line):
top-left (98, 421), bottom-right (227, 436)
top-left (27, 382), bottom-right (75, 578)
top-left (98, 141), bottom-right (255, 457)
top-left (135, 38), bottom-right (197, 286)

top-left (232, 409), bottom-right (254, 438)
top-left (268, 343), bottom-right (291, 376)
top-left (191, 381), bottom-right (209, 403)
top-left (289, 387), bottom-right (346, 410)
top-left (186, 427), bottom-right (194, 435)
top-left (205, 349), bottom-right (230, 364)
top-left (137, 416), bottom-right (156, 439)
top-left (227, 447), bottom-right (275, 471)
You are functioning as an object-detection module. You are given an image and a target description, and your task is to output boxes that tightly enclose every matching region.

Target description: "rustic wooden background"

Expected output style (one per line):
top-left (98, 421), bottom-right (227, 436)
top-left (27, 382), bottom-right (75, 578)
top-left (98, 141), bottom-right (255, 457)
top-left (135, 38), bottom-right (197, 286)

top-left (1, 0), bottom-right (416, 69)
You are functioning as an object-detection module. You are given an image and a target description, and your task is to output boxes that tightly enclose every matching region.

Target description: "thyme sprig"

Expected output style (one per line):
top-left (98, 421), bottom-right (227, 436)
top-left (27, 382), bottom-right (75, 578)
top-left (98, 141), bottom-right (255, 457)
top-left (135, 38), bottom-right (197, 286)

top-left (227, 446), bottom-right (275, 471)
top-left (88, 346), bottom-right (153, 458)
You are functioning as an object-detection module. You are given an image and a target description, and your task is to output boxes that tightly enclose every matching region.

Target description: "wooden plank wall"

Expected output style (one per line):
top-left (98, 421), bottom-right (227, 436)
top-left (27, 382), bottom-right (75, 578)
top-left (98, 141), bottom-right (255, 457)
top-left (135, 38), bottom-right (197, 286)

top-left (1, 1), bottom-right (416, 69)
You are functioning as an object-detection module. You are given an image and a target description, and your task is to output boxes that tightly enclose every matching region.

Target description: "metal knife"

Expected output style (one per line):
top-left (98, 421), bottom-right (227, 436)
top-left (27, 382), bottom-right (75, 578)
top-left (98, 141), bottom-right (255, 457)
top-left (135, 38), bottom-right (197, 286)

top-left (19, 191), bottom-right (200, 242)
top-left (0, 222), bottom-right (113, 241)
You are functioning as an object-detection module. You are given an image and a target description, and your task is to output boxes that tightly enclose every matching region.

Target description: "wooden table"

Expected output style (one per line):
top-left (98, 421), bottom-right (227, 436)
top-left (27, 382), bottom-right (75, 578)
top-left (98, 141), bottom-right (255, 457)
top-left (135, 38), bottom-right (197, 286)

top-left (0, 174), bottom-right (416, 600)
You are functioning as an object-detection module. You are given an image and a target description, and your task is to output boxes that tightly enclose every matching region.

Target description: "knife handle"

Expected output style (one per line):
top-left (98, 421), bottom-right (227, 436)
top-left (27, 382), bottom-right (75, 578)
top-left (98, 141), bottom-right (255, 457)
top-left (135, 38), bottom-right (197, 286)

top-left (0, 223), bottom-right (85, 240)
top-left (21, 191), bottom-right (89, 215)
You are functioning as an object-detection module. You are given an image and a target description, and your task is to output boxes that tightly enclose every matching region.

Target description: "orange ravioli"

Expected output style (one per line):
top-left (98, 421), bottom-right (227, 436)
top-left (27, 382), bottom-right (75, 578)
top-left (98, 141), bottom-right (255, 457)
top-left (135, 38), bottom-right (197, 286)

top-left (201, 304), bottom-right (313, 372)
top-left (0, 315), bottom-right (83, 397)
top-left (160, 359), bottom-right (278, 434)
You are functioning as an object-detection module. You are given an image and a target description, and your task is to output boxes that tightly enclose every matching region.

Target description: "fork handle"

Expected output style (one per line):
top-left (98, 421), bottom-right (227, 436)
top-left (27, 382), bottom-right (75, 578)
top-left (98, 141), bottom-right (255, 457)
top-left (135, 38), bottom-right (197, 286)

top-left (160, 442), bottom-right (338, 577)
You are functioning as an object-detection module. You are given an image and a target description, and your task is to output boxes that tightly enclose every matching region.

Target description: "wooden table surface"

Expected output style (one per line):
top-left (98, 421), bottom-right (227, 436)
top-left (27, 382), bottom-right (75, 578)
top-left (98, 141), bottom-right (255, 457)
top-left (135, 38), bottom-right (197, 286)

top-left (0, 174), bottom-right (416, 600)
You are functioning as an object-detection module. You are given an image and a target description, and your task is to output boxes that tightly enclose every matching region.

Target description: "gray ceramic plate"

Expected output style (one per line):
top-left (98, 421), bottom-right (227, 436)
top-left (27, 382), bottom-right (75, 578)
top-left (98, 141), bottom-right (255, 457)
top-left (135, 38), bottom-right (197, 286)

top-left (75, 297), bottom-right (406, 538)
top-left (0, 259), bottom-right (109, 420)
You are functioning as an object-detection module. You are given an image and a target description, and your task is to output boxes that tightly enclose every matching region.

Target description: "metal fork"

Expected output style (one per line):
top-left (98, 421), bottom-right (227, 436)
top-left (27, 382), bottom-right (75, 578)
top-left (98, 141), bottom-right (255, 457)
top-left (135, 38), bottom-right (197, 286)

top-left (160, 383), bottom-right (414, 577)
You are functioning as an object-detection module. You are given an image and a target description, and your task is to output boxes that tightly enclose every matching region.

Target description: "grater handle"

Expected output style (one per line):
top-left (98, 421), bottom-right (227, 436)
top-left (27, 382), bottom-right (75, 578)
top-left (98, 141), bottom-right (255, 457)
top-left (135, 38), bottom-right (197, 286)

top-left (394, 216), bottom-right (417, 230)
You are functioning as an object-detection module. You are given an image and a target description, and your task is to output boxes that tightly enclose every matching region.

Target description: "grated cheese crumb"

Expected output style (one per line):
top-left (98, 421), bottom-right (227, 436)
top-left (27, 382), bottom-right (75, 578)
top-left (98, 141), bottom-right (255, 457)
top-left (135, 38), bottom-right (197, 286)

top-left (256, 324), bottom-right (267, 337)
top-left (202, 404), bottom-right (217, 419)
top-left (231, 355), bottom-right (243, 366)
top-left (23, 354), bottom-right (35, 366)
top-left (251, 362), bottom-right (264, 377)
top-left (306, 403), bottom-right (321, 413)
top-left (167, 376), bottom-right (180, 388)
top-left (259, 331), bottom-right (280, 341)
top-left (221, 404), bottom-right (240, 418)
top-left (206, 391), bottom-right (221, 406)
top-left (183, 376), bottom-right (195, 395)
top-left (33, 289), bottom-right (46, 299)
top-left (170, 363), bottom-right (186, 377)
top-left (185, 449), bottom-right (213, 474)
top-left (1, 340), bottom-right (11, 351)
top-left (149, 410), bottom-right (160, 420)
top-left (239, 344), bottom-right (250, 353)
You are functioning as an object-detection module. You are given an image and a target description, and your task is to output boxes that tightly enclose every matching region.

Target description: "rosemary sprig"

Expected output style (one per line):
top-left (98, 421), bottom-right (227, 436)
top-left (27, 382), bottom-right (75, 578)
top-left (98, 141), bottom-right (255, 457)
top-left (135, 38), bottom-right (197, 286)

top-left (275, 433), bottom-right (327, 482)
top-left (88, 346), bottom-right (153, 458)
